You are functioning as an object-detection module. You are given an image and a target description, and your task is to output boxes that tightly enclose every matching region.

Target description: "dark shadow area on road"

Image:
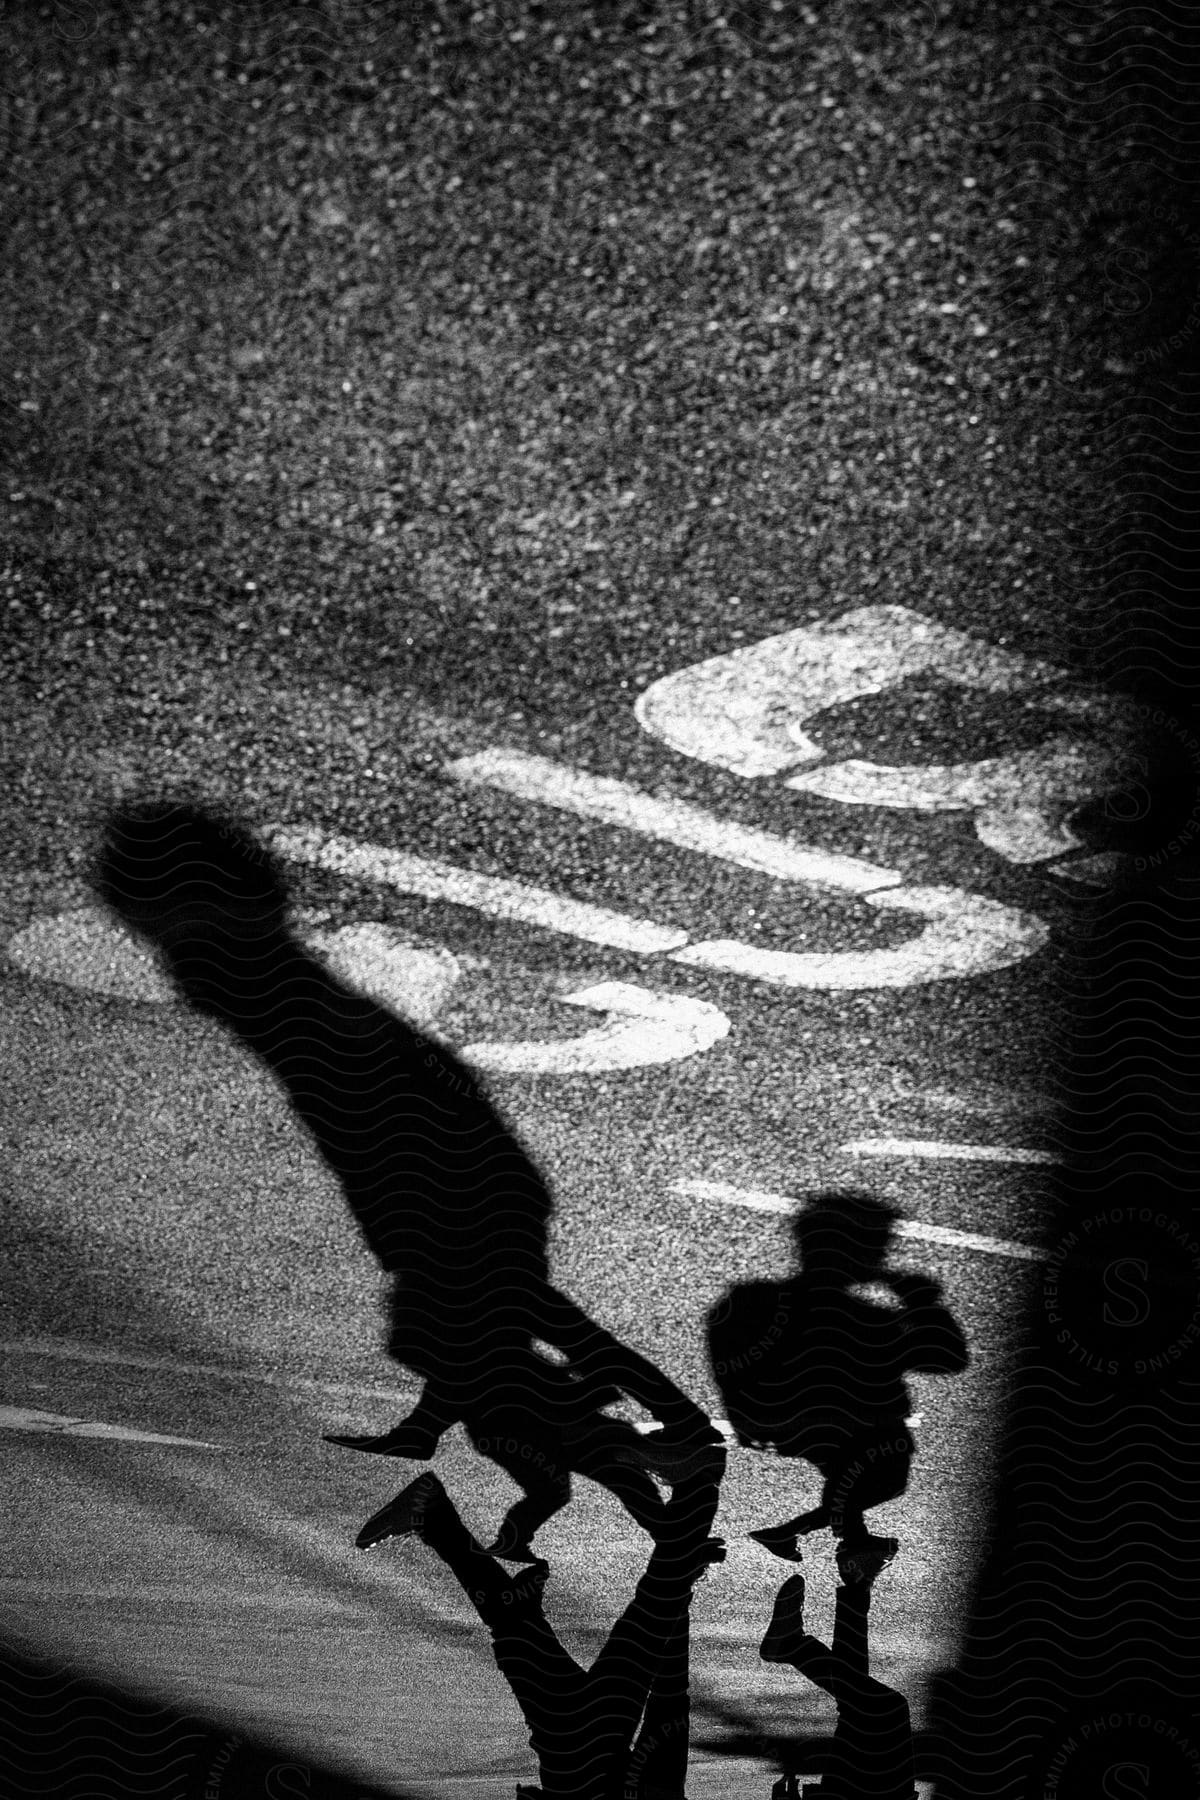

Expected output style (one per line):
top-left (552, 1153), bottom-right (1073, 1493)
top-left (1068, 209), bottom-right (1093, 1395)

top-left (923, 61), bottom-right (1200, 1789)
top-left (0, 1637), bottom-right (408, 1800)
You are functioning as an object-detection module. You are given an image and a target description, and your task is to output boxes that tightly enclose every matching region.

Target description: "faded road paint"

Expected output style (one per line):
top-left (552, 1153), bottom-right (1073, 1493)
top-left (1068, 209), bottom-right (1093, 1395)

top-left (0, 1404), bottom-right (219, 1448)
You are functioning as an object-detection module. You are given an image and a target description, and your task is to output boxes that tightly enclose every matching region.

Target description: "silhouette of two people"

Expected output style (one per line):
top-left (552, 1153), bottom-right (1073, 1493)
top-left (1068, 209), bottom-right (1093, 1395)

top-left (97, 803), bottom-right (965, 1797)
top-left (707, 1191), bottom-right (968, 1570)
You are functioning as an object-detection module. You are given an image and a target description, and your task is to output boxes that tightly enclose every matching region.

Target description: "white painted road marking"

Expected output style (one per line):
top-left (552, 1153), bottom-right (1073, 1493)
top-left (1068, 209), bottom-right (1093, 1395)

top-left (671, 884), bottom-right (1048, 990)
top-left (462, 980), bottom-right (731, 1074)
top-left (672, 1179), bottom-right (1047, 1263)
top-left (5, 909), bottom-right (459, 1025)
top-left (447, 747), bottom-right (902, 895)
top-left (4, 907), bottom-right (728, 1073)
top-left (5, 906), bottom-right (176, 1003)
top-left (844, 1137), bottom-right (1059, 1166)
top-left (786, 738), bottom-right (1130, 865)
top-left (0, 1404), bottom-right (220, 1448)
top-left (448, 750), bottom-right (1050, 987)
top-left (635, 604), bottom-right (1132, 864)
top-left (268, 828), bottom-right (690, 955)
top-left (634, 604), bottom-right (1071, 777)
top-left (311, 924), bottom-right (460, 1025)
top-left (269, 823), bottom-right (1046, 990)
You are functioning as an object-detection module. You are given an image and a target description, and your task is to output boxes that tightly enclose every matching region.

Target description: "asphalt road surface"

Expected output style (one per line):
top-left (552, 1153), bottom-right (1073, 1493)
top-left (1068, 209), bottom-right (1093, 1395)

top-left (2, 602), bottom-right (1103, 1800)
top-left (3, 3), bottom-right (1183, 1797)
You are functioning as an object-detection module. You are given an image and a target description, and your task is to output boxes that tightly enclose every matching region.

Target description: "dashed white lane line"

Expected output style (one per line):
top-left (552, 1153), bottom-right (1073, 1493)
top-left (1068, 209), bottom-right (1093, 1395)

top-left (268, 828), bottom-right (689, 955)
top-left (672, 1178), bottom-right (1047, 1263)
top-left (843, 1137), bottom-right (1059, 1167)
top-left (447, 747), bottom-right (902, 895)
top-left (0, 1404), bottom-right (220, 1448)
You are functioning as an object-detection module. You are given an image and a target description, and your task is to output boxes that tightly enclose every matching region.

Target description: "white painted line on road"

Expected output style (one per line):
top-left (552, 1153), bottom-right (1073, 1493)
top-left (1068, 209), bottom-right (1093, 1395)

top-left (844, 1137), bottom-right (1058, 1166)
top-left (671, 885), bottom-right (1049, 990)
top-left (447, 747), bottom-right (901, 895)
top-left (0, 1404), bottom-right (219, 1448)
top-left (269, 827), bottom-right (689, 955)
top-left (672, 1178), bottom-right (797, 1214)
top-left (672, 1179), bottom-right (1047, 1263)
top-left (1, 1338), bottom-right (421, 1404)
top-left (462, 981), bottom-right (731, 1075)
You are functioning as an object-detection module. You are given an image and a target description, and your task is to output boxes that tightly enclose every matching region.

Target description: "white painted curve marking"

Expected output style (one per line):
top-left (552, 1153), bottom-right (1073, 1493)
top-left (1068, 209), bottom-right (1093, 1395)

top-left (461, 980), bottom-right (731, 1074)
top-left (0, 1404), bottom-right (219, 1448)
top-left (786, 738), bottom-right (1131, 865)
top-left (634, 603), bottom-right (1069, 777)
top-left (670, 884), bottom-right (1048, 990)
top-left (269, 828), bottom-right (689, 955)
top-left (4, 908), bottom-right (462, 1025)
top-left (672, 1179), bottom-right (1047, 1263)
top-left (447, 748), bottom-right (901, 895)
top-left (843, 1137), bottom-right (1059, 1166)
top-left (5, 907), bottom-right (176, 1002)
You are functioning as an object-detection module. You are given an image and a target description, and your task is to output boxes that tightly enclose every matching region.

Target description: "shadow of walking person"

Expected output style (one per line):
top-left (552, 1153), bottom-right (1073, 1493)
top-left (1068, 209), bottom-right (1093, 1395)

top-left (760, 1546), bottom-right (918, 1800)
top-left (95, 800), bottom-right (720, 1556)
top-left (706, 1191), bottom-right (969, 1565)
top-left (358, 1463), bottom-right (725, 1800)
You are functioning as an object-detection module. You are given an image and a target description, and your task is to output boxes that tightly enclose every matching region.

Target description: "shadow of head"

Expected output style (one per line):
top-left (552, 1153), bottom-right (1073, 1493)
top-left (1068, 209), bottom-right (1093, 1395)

top-left (95, 799), bottom-right (289, 1008)
top-left (789, 1189), bottom-right (903, 1285)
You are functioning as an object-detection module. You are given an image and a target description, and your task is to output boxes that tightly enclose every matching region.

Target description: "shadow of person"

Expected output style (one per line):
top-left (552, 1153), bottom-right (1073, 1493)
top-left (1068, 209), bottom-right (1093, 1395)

top-left (95, 800), bottom-right (720, 1556)
top-left (706, 1190), bottom-right (969, 1563)
top-left (357, 1463), bottom-right (726, 1800)
top-left (760, 1547), bottom-right (918, 1800)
